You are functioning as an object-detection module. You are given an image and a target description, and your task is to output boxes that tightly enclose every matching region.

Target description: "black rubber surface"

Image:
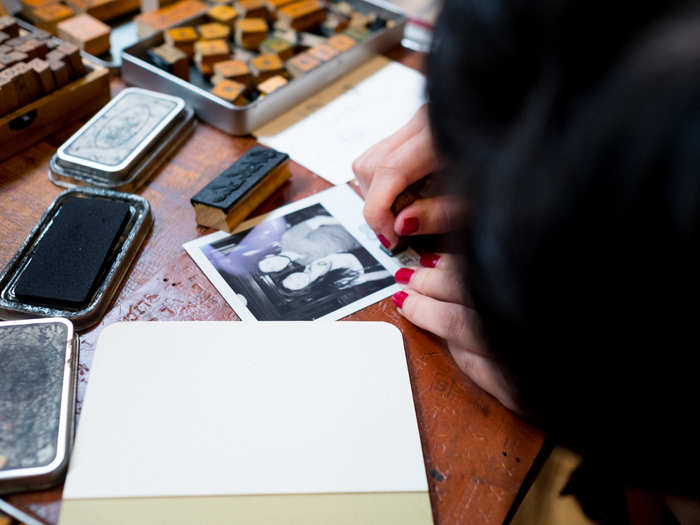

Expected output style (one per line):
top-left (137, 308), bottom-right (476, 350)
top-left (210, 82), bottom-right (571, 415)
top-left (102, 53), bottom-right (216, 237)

top-left (14, 196), bottom-right (131, 308)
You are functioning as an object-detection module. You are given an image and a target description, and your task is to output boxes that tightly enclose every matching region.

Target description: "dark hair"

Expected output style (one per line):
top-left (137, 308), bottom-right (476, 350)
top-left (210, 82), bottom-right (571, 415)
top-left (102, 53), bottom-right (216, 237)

top-left (428, 0), bottom-right (700, 497)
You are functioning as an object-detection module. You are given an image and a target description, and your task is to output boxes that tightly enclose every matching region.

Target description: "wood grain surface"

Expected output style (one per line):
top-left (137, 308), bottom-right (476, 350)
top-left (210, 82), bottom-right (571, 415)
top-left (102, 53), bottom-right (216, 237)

top-left (0, 46), bottom-right (545, 525)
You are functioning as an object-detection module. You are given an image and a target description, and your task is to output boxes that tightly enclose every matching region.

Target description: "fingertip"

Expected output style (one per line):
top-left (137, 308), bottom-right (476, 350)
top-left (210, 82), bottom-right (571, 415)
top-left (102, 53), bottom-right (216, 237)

top-left (392, 290), bottom-right (408, 308)
top-left (398, 217), bottom-right (419, 236)
top-left (394, 267), bottom-right (414, 284)
top-left (420, 253), bottom-right (440, 268)
top-left (378, 233), bottom-right (392, 250)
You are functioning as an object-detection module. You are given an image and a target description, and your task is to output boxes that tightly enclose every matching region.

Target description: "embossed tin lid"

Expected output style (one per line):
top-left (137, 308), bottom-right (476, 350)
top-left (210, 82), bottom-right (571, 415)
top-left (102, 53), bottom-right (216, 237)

top-left (0, 317), bottom-right (78, 495)
top-left (54, 87), bottom-right (187, 182)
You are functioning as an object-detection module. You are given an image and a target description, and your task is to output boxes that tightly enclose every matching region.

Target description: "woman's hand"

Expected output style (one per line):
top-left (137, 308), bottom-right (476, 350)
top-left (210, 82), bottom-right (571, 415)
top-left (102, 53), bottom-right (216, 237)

top-left (353, 105), bottom-right (467, 250)
top-left (393, 253), bottom-right (520, 413)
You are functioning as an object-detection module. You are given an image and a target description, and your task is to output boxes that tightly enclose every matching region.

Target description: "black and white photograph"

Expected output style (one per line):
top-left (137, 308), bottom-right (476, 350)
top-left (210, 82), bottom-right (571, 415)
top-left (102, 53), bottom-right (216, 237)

top-left (184, 185), bottom-right (413, 321)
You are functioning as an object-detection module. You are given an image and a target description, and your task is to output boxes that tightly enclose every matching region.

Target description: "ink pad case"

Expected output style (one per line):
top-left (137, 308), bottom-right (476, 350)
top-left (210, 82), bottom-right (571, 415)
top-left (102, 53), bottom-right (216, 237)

top-left (0, 187), bottom-right (152, 330)
top-left (0, 318), bottom-right (78, 494)
top-left (48, 87), bottom-right (196, 193)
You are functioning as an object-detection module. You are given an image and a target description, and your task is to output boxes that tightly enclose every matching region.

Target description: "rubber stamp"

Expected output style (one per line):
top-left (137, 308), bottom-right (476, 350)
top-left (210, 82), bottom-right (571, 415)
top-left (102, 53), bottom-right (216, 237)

top-left (276, 0), bottom-right (326, 31)
top-left (191, 145), bottom-right (290, 232)
top-left (234, 17), bottom-right (267, 49)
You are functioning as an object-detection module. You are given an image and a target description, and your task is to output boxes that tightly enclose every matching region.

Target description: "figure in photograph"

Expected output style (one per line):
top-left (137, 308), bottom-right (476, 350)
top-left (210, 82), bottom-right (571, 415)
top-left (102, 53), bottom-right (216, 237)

top-left (201, 204), bottom-right (394, 320)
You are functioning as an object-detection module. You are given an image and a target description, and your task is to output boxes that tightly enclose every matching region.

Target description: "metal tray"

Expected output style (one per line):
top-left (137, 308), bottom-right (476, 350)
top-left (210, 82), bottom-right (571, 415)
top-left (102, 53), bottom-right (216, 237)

top-left (0, 317), bottom-right (78, 495)
top-left (121, 0), bottom-right (407, 135)
top-left (0, 188), bottom-right (153, 331)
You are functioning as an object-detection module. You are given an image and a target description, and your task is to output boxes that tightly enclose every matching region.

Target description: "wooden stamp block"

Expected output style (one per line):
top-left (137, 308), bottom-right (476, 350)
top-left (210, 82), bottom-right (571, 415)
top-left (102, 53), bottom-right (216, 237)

top-left (277, 0), bottom-right (325, 31)
top-left (0, 51), bottom-right (28, 68)
top-left (0, 62), bottom-right (42, 105)
top-left (207, 4), bottom-right (237, 28)
top-left (327, 32), bottom-right (354, 52)
top-left (191, 145), bottom-right (290, 232)
top-left (298, 30), bottom-right (325, 47)
top-left (249, 52), bottom-right (284, 82)
top-left (319, 12), bottom-right (347, 36)
top-left (31, 4), bottom-right (75, 35)
top-left (264, 0), bottom-right (295, 11)
top-left (348, 11), bottom-right (369, 28)
top-left (56, 42), bottom-right (86, 76)
top-left (0, 16), bottom-right (20, 38)
top-left (64, 0), bottom-right (140, 21)
top-left (0, 75), bottom-right (21, 116)
top-left (211, 59), bottom-right (250, 86)
top-left (48, 57), bottom-right (71, 86)
top-left (194, 38), bottom-right (229, 74)
top-left (147, 42), bottom-right (189, 80)
top-left (15, 38), bottom-right (50, 60)
top-left (197, 22), bottom-right (230, 40)
top-left (259, 36), bottom-right (293, 60)
top-left (164, 26), bottom-right (198, 56)
top-left (58, 13), bottom-right (111, 55)
top-left (210, 78), bottom-right (246, 105)
top-left (307, 42), bottom-right (337, 62)
top-left (21, 0), bottom-right (59, 19)
top-left (257, 73), bottom-right (285, 95)
top-left (234, 17), bottom-right (267, 49)
top-left (284, 50), bottom-right (318, 77)
top-left (135, 0), bottom-right (208, 38)
top-left (28, 57), bottom-right (56, 93)
top-left (234, 0), bottom-right (267, 19)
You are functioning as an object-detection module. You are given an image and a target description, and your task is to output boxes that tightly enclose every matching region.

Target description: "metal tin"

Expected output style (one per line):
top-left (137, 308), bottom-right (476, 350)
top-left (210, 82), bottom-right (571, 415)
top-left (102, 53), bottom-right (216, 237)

top-left (0, 317), bottom-right (78, 494)
top-left (121, 0), bottom-right (407, 135)
top-left (0, 188), bottom-right (153, 331)
top-left (53, 87), bottom-right (186, 182)
top-left (49, 104), bottom-right (196, 192)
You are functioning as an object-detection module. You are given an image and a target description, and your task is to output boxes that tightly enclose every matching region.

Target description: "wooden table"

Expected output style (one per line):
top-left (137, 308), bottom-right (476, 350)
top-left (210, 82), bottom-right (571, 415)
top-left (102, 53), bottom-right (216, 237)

top-left (0, 46), bottom-right (545, 524)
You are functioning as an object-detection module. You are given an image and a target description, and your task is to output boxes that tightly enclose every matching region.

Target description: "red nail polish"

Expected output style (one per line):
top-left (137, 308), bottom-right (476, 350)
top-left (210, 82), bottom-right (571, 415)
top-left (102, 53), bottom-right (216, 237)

top-left (420, 253), bottom-right (440, 268)
top-left (400, 217), bottom-right (419, 236)
top-left (394, 268), bottom-right (414, 284)
top-left (392, 291), bottom-right (408, 308)
top-left (378, 234), bottom-right (391, 249)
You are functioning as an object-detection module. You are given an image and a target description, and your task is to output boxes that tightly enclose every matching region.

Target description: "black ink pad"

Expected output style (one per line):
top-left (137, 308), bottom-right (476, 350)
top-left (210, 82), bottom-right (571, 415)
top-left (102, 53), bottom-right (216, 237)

top-left (14, 197), bottom-right (130, 308)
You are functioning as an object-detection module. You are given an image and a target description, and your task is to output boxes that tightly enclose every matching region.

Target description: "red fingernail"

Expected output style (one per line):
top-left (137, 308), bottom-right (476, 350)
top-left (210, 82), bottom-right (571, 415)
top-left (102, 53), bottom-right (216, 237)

top-left (400, 217), bottom-right (419, 236)
top-left (378, 234), bottom-right (391, 249)
top-left (392, 291), bottom-right (408, 308)
top-left (420, 253), bottom-right (440, 268)
top-left (394, 268), bottom-right (414, 284)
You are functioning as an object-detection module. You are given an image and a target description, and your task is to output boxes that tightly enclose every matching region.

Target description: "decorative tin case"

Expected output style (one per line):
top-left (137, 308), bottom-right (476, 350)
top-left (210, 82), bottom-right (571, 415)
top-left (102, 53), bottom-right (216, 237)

top-left (49, 87), bottom-right (195, 192)
top-left (0, 318), bottom-right (79, 494)
top-left (0, 187), bottom-right (152, 330)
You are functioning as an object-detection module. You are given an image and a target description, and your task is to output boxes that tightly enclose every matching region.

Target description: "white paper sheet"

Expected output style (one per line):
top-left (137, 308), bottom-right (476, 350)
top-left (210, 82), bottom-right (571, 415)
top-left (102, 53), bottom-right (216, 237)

top-left (255, 56), bottom-right (426, 185)
top-left (63, 321), bottom-right (429, 498)
top-left (183, 184), bottom-right (419, 321)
